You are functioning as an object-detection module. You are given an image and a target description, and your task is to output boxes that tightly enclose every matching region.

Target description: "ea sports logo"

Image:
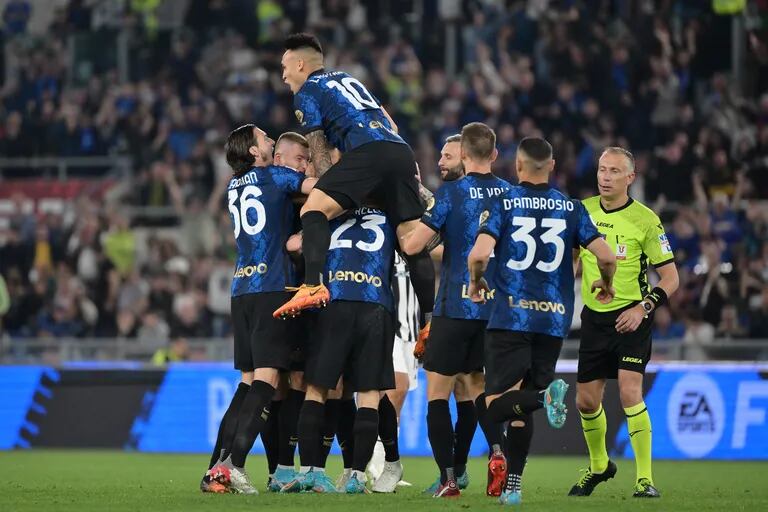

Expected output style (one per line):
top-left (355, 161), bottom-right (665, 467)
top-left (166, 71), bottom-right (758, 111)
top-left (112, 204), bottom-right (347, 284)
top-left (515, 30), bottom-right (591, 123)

top-left (667, 373), bottom-right (725, 458)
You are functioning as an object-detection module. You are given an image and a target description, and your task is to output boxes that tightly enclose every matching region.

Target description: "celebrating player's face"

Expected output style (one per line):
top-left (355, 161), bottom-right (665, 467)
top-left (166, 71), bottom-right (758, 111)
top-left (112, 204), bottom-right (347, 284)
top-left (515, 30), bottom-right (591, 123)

top-left (274, 141), bottom-right (310, 174)
top-left (597, 153), bottom-right (635, 200)
top-left (281, 51), bottom-right (303, 94)
top-left (251, 128), bottom-right (275, 166)
top-left (438, 141), bottom-right (464, 181)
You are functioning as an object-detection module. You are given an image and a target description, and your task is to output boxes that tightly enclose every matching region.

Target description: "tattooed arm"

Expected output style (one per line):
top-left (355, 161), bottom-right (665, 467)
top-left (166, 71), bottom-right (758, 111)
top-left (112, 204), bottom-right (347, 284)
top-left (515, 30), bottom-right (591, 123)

top-left (306, 130), bottom-right (334, 177)
top-left (419, 183), bottom-right (434, 203)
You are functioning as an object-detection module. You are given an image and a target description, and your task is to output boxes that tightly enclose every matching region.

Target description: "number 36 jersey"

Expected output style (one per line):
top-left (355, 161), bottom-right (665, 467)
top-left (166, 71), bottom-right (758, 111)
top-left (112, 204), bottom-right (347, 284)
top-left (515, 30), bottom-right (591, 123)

top-left (228, 165), bottom-right (305, 297)
top-left (479, 182), bottom-right (601, 339)
top-left (325, 207), bottom-right (396, 312)
top-left (293, 69), bottom-right (405, 152)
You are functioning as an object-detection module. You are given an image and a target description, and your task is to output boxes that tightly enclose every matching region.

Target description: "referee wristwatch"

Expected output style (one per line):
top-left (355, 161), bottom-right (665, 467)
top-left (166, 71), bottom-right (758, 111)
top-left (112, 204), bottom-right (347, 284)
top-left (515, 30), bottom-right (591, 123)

top-left (640, 299), bottom-right (654, 317)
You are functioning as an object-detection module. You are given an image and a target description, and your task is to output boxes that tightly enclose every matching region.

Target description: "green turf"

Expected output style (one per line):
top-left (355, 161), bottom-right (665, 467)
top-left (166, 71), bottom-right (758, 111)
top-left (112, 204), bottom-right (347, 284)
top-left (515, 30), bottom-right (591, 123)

top-left (1, 451), bottom-right (766, 511)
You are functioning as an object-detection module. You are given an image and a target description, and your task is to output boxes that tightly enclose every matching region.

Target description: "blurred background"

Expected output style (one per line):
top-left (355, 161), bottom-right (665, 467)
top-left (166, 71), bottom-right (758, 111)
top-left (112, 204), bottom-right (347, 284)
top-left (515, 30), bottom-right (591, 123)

top-left (1, 0), bottom-right (767, 367)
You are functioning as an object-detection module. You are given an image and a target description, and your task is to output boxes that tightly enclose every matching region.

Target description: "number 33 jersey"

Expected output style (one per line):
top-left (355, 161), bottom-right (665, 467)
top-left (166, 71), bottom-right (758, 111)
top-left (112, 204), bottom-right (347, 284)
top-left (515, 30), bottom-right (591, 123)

top-left (293, 69), bottom-right (405, 152)
top-left (228, 165), bottom-right (305, 297)
top-left (479, 182), bottom-right (601, 338)
top-left (325, 207), bottom-right (396, 312)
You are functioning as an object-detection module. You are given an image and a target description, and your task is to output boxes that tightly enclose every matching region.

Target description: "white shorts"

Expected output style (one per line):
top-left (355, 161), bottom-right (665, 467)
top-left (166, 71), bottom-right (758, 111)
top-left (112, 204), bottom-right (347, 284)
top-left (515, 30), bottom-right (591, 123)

top-left (392, 335), bottom-right (419, 391)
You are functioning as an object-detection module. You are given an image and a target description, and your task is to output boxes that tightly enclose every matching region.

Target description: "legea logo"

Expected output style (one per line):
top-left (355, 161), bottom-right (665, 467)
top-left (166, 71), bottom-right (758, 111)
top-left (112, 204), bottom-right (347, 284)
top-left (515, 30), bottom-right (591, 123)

top-left (667, 373), bottom-right (725, 458)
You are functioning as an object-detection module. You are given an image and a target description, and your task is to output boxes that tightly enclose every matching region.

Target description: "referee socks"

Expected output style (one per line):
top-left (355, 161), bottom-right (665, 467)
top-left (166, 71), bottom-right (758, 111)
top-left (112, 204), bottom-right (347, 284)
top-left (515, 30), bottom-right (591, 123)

top-left (625, 401), bottom-right (653, 484)
top-left (580, 404), bottom-right (609, 474)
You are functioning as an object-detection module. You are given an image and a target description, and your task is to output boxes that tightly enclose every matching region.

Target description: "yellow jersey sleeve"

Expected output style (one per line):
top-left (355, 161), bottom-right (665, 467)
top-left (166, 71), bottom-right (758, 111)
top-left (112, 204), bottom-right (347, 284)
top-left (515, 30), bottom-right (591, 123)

top-left (642, 214), bottom-right (674, 266)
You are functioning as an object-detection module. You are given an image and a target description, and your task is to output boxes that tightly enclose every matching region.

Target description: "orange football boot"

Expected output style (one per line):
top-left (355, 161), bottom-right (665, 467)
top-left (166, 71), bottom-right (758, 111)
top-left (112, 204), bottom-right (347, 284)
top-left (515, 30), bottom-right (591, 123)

top-left (273, 284), bottom-right (330, 319)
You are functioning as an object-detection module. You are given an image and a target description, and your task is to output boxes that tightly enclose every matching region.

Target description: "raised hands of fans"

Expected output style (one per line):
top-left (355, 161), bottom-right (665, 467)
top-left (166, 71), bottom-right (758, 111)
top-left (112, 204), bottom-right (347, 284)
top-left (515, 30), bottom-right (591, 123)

top-left (591, 279), bottom-right (615, 304)
top-left (467, 277), bottom-right (491, 303)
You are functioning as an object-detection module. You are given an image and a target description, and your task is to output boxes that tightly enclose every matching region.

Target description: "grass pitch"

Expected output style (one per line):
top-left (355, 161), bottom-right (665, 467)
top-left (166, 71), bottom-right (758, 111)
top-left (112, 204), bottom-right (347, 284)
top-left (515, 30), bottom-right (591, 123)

top-left (2, 451), bottom-right (766, 511)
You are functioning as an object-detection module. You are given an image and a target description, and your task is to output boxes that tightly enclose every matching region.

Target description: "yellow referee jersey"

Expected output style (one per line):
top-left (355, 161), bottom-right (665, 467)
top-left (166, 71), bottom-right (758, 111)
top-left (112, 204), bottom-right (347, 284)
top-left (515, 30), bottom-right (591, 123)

top-left (579, 196), bottom-right (674, 312)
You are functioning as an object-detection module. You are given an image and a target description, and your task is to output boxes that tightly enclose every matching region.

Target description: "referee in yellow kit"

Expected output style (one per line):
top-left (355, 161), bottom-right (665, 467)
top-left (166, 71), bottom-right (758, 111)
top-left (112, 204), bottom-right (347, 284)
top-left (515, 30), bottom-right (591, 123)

top-left (569, 147), bottom-right (679, 499)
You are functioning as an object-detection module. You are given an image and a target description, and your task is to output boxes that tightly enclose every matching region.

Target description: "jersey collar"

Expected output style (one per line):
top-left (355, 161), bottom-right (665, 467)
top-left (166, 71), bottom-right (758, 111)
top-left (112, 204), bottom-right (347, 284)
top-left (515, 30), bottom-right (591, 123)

top-left (599, 196), bottom-right (634, 214)
top-left (308, 68), bottom-right (326, 78)
top-left (519, 181), bottom-right (550, 190)
top-left (466, 172), bottom-right (496, 180)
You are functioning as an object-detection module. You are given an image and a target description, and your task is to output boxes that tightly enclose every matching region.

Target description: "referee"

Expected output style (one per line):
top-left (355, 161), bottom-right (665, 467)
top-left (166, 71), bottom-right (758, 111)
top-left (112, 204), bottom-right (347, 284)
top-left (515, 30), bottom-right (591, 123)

top-left (569, 147), bottom-right (679, 499)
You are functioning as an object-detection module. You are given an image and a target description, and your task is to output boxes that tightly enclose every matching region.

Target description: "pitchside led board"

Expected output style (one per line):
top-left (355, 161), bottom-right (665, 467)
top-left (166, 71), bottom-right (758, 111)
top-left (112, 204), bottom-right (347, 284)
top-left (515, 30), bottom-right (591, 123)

top-left (1, 362), bottom-right (767, 459)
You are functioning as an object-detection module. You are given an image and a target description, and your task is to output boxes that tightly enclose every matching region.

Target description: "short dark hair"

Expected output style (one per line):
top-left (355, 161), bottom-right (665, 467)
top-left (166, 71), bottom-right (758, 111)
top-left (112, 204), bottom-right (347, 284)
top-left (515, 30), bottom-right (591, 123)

top-left (445, 134), bottom-right (461, 144)
top-left (517, 137), bottom-right (553, 161)
top-left (460, 122), bottom-right (496, 160)
top-left (284, 33), bottom-right (323, 54)
top-left (225, 124), bottom-right (257, 176)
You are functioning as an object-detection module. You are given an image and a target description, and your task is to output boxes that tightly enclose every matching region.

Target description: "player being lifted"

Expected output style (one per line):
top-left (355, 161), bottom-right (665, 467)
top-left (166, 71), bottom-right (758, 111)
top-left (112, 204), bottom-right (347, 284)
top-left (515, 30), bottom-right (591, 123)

top-left (569, 147), bottom-right (678, 498)
top-left (273, 33), bottom-right (435, 341)
top-left (467, 137), bottom-right (616, 506)
top-left (203, 125), bottom-right (316, 494)
top-left (281, 206), bottom-right (398, 494)
top-left (403, 124), bottom-right (508, 498)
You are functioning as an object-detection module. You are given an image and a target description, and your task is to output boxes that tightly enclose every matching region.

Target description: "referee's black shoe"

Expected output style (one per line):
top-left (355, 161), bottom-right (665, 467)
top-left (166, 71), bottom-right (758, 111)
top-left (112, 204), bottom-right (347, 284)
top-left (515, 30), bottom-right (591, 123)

top-left (633, 478), bottom-right (661, 498)
top-left (568, 460), bottom-right (617, 496)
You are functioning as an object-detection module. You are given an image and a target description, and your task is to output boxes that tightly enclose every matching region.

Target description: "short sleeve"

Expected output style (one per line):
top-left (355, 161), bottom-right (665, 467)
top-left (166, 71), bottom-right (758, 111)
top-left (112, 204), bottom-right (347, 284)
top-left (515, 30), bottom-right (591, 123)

top-left (477, 195), bottom-right (504, 241)
top-left (293, 87), bottom-right (323, 134)
top-left (271, 165), bottom-right (305, 194)
top-left (643, 215), bottom-right (675, 267)
top-left (420, 185), bottom-right (451, 232)
top-left (575, 201), bottom-right (602, 248)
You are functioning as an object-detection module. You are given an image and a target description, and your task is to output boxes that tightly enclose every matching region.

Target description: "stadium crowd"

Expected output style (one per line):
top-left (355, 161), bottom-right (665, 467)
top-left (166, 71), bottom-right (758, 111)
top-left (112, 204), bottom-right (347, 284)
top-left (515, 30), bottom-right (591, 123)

top-left (1, 0), bottom-right (768, 350)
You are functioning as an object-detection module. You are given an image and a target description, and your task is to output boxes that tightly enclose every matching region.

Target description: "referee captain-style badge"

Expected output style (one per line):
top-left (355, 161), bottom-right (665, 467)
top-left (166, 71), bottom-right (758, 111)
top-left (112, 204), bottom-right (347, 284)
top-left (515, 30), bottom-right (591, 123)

top-left (616, 243), bottom-right (627, 260)
top-left (479, 209), bottom-right (490, 227)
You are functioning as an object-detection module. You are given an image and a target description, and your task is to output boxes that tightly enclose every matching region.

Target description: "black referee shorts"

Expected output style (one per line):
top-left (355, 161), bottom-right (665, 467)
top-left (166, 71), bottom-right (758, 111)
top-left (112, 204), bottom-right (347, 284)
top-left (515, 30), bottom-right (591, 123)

top-left (231, 292), bottom-right (297, 372)
top-left (577, 304), bottom-right (653, 383)
top-left (484, 329), bottom-right (563, 396)
top-left (315, 141), bottom-right (423, 226)
top-left (423, 316), bottom-right (486, 376)
top-left (304, 300), bottom-right (396, 392)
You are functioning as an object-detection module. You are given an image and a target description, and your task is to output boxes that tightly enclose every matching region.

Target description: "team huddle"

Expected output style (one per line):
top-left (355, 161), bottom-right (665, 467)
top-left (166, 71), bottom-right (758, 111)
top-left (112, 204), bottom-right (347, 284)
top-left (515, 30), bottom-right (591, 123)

top-left (201, 33), bottom-right (680, 505)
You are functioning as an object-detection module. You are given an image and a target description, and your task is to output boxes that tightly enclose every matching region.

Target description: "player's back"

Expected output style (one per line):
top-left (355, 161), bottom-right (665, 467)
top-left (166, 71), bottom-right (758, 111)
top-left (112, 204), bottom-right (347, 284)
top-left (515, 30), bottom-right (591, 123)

top-left (423, 173), bottom-right (510, 320)
top-left (481, 183), bottom-right (600, 338)
top-left (325, 207), bottom-right (396, 311)
top-left (294, 70), bottom-right (405, 152)
top-left (228, 165), bottom-right (305, 297)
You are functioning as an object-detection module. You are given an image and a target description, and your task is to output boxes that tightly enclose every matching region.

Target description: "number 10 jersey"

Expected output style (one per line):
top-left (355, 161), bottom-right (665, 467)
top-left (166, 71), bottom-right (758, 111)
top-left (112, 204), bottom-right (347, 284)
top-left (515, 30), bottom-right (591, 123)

top-left (228, 165), bottom-right (305, 297)
top-left (479, 182), bottom-right (601, 338)
top-left (293, 69), bottom-right (405, 152)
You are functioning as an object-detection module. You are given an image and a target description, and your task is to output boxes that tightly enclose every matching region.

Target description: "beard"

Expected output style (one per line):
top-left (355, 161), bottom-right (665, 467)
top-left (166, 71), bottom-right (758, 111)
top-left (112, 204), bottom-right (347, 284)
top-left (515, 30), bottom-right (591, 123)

top-left (440, 163), bottom-right (465, 182)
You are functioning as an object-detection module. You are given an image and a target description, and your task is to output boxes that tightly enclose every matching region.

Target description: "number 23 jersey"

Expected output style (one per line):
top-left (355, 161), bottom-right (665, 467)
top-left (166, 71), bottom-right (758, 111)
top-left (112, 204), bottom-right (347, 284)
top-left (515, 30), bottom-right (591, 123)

top-left (479, 182), bottom-right (601, 338)
top-left (325, 207), bottom-right (396, 312)
top-left (228, 165), bottom-right (305, 297)
top-left (293, 69), bottom-right (405, 152)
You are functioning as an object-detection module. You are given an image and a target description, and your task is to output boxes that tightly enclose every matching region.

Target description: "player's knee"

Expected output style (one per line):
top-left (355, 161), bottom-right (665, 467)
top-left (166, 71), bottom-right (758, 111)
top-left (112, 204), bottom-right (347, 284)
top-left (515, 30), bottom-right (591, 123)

top-left (575, 391), bottom-right (601, 414)
top-left (619, 384), bottom-right (643, 409)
